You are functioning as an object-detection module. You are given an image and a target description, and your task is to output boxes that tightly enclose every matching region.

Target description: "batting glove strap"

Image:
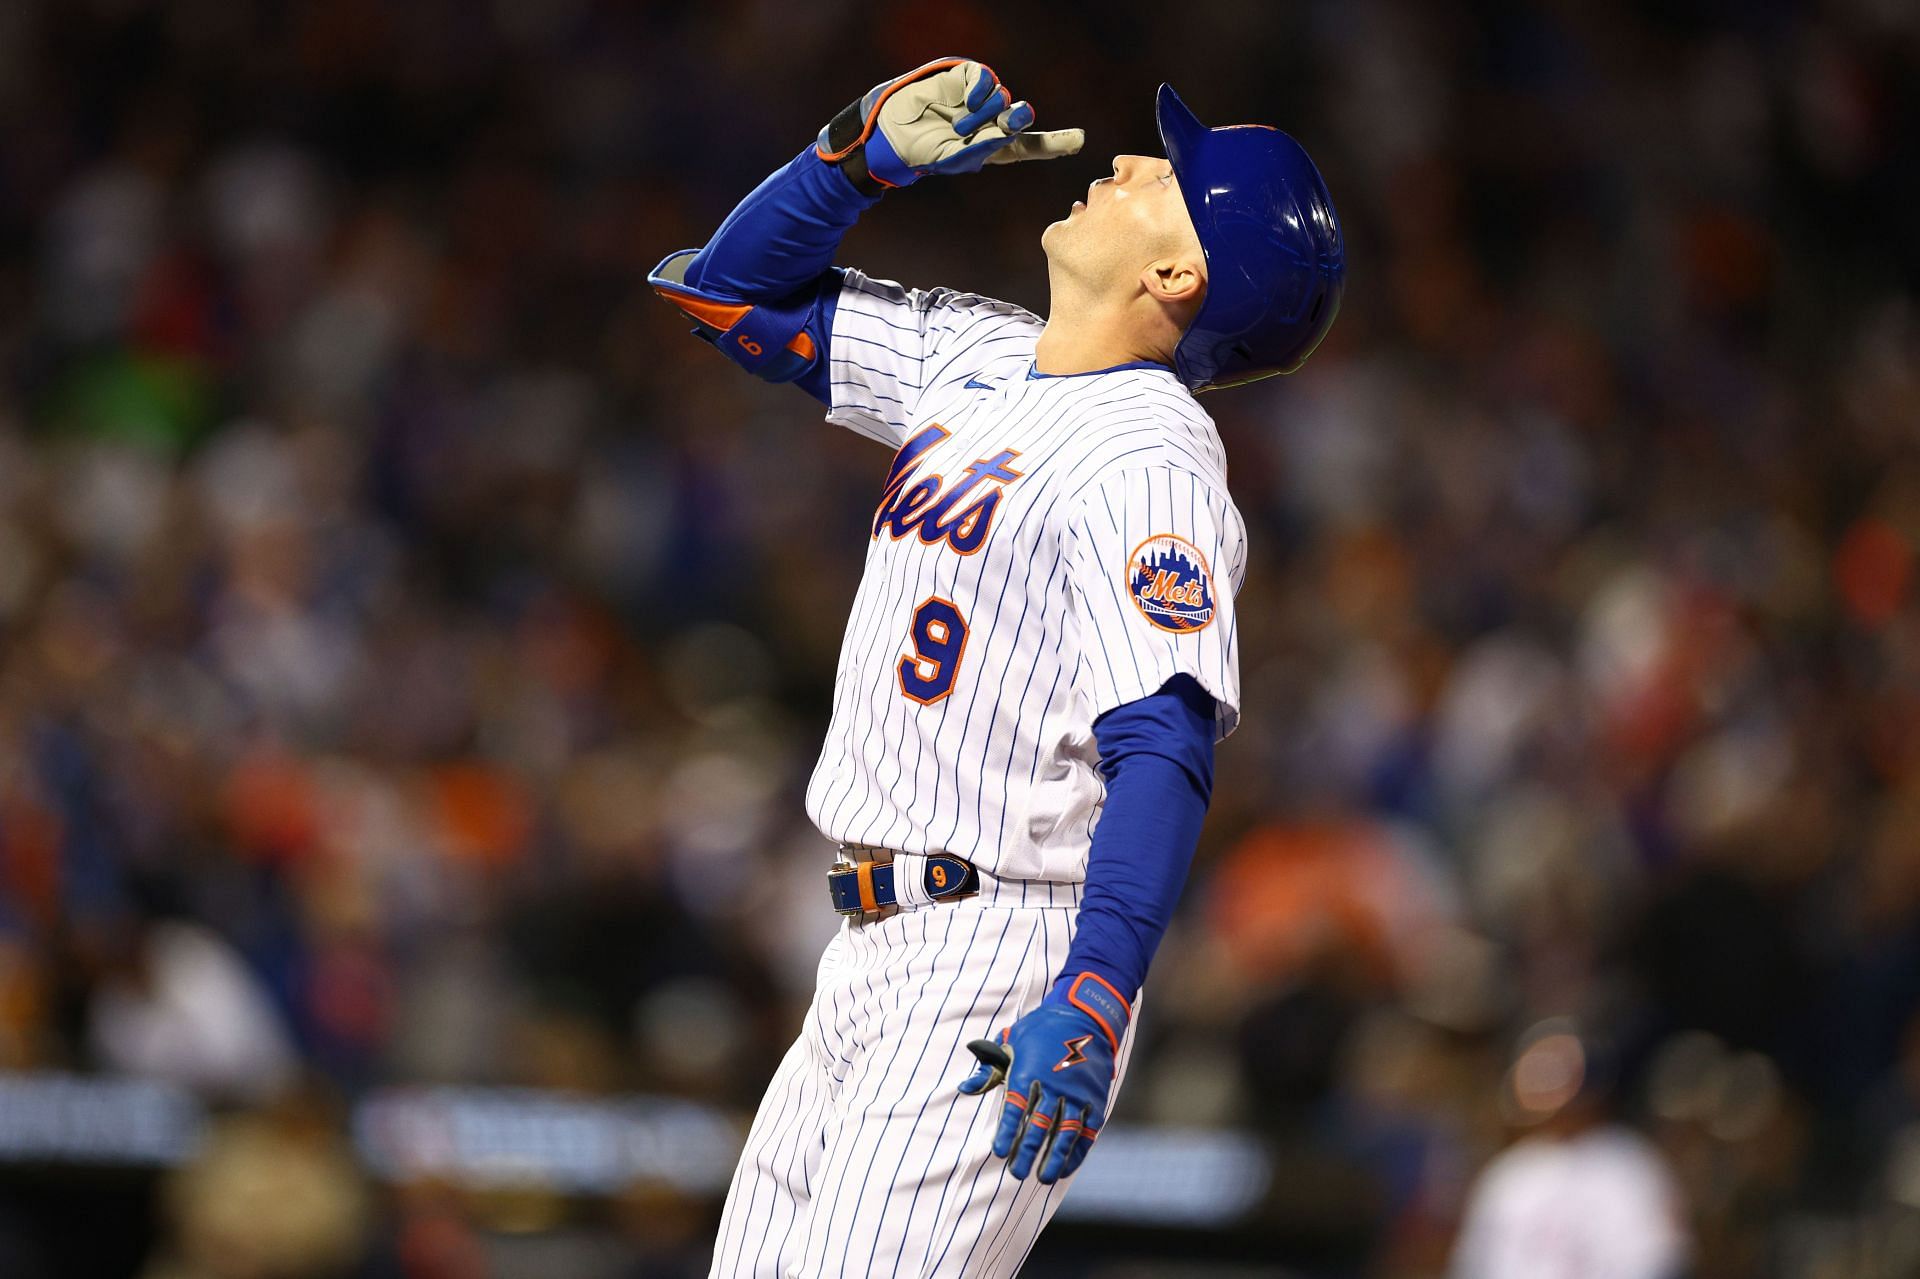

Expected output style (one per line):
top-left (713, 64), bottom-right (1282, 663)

top-left (816, 58), bottom-right (1079, 195)
top-left (1060, 971), bottom-right (1130, 1052)
top-left (817, 96), bottom-right (892, 198)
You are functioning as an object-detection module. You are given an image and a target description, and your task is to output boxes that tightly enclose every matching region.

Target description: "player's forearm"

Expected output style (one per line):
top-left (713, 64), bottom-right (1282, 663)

top-left (1056, 675), bottom-right (1216, 1001)
top-left (651, 60), bottom-right (1074, 402)
top-left (682, 145), bottom-right (878, 300)
top-left (650, 145), bottom-right (874, 396)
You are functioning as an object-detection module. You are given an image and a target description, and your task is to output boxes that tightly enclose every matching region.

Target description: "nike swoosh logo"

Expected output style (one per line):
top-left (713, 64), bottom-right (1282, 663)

top-left (964, 377), bottom-right (996, 391)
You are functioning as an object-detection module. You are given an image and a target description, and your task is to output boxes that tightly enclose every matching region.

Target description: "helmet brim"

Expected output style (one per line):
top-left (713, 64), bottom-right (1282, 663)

top-left (1156, 83), bottom-right (1211, 175)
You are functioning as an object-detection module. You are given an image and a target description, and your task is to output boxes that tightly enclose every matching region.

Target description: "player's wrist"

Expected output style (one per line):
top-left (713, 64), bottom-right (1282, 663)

top-left (1044, 970), bottom-right (1133, 1052)
top-left (815, 101), bottom-right (893, 197)
top-left (787, 142), bottom-right (885, 211)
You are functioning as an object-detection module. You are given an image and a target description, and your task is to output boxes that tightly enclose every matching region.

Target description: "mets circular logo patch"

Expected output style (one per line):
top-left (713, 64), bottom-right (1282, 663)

top-left (1127, 534), bottom-right (1216, 633)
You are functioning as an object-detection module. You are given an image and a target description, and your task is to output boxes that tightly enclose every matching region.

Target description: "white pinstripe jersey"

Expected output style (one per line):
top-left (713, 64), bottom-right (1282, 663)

top-left (805, 268), bottom-right (1247, 882)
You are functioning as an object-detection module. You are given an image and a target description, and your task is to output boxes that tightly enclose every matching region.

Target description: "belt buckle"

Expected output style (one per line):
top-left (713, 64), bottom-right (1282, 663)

top-left (830, 855), bottom-right (865, 918)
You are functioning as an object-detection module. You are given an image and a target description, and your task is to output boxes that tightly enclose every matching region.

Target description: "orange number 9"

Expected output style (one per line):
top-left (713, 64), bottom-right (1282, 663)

top-left (736, 335), bottom-right (764, 356)
top-left (931, 864), bottom-right (948, 889)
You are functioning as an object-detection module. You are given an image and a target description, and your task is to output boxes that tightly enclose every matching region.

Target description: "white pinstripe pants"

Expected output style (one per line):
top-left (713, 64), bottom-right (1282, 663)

top-left (708, 899), bottom-right (1137, 1278)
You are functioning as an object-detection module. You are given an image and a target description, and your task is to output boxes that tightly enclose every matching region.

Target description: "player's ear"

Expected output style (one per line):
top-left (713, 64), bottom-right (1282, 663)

top-left (1141, 254), bottom-right (1205, 310)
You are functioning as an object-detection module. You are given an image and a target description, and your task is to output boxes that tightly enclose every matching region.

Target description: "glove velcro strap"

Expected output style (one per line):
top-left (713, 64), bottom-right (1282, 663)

top-left (818, 98), bottom-right (875, 165)
top-left (831, 145), bottom-right (887, 199)
top-left (1063, 972), bottom-right (1131, 1053)
top-left (816, 98), bottom-right (898, 198)
top-left (647, 251), bottom-right (819, 383)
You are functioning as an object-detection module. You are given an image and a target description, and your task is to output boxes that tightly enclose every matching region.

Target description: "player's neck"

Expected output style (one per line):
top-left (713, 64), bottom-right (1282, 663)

top-left (1035, 284), bottom-right (1177, 376)
top-left (1033, 316), bottom-right (1161, 376)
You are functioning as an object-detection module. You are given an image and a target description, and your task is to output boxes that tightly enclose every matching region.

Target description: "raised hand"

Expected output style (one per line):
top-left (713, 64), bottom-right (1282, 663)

top-left (818, 58), bottom-right (1084, 194)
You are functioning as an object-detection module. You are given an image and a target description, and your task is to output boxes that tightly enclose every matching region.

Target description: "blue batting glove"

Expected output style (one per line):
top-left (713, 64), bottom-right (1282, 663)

top-left (955, 972), bottom-right (1130, 1184)
top-left (817, 58), bottom-right (1082, 196)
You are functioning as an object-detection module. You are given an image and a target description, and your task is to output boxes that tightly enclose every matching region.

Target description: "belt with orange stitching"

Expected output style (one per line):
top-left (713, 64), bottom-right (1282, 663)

top-left (828, 850), bottom-right (980, 919)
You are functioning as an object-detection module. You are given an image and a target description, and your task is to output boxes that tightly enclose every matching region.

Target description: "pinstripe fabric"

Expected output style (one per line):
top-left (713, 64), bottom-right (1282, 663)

top-left (1065, 466), bottom-right (1245, 739)
top-left (708, 902), bottom-right (1139, 1278)
top-left (809, 269), bottom-right (1247, 885)
top-left (712, 271), bottom-right (1233, 1276)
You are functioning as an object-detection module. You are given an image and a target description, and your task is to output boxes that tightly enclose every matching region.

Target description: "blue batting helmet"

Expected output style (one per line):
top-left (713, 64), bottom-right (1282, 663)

top-left (1156, 84), bottom-right (1346, 392)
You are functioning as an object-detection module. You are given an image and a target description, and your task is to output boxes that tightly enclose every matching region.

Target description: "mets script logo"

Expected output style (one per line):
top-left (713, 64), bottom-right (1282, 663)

top-left (1128, 534), bottom-right (1216, 633)
top-left (873, 425), bottom-right (1023, 556)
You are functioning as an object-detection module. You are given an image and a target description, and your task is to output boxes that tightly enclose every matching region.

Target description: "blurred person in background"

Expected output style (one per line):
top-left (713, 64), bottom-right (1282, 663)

top-left (86, 910), bottom-right (300, 1104)
top-left (1450, 1020), bottom-right (1688, 1279)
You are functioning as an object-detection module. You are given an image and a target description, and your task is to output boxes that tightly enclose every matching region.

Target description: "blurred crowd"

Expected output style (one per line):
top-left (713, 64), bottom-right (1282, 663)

top-left (0, 0), bottom-right (1917, 1276)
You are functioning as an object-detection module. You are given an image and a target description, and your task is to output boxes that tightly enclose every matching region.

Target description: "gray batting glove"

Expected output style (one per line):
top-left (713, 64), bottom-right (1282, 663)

top-left (817, 58), bottom-right (1085, 195)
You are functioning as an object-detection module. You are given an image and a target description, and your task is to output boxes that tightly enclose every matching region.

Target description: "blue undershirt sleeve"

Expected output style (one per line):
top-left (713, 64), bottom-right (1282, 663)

top-left (683, 145), bottom-right (877, 298)
top-left (1052, 674), bottom-right (1217, 1003)
top-left (675, 146), bottom-right (879, 405)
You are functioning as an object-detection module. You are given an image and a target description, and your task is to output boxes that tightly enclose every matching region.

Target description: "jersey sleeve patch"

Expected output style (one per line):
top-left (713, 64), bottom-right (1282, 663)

top-left (1126, 534), bottom-right (1216, 633)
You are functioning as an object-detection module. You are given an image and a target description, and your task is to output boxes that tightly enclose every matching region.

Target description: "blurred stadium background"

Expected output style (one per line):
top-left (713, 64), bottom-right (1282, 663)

top-left (0, 1), bottom-right (1917, 1276)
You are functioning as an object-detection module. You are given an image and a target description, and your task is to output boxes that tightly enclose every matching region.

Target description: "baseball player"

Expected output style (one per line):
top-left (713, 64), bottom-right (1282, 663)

top-left (651, 58), bottom-right (1344, 1278)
